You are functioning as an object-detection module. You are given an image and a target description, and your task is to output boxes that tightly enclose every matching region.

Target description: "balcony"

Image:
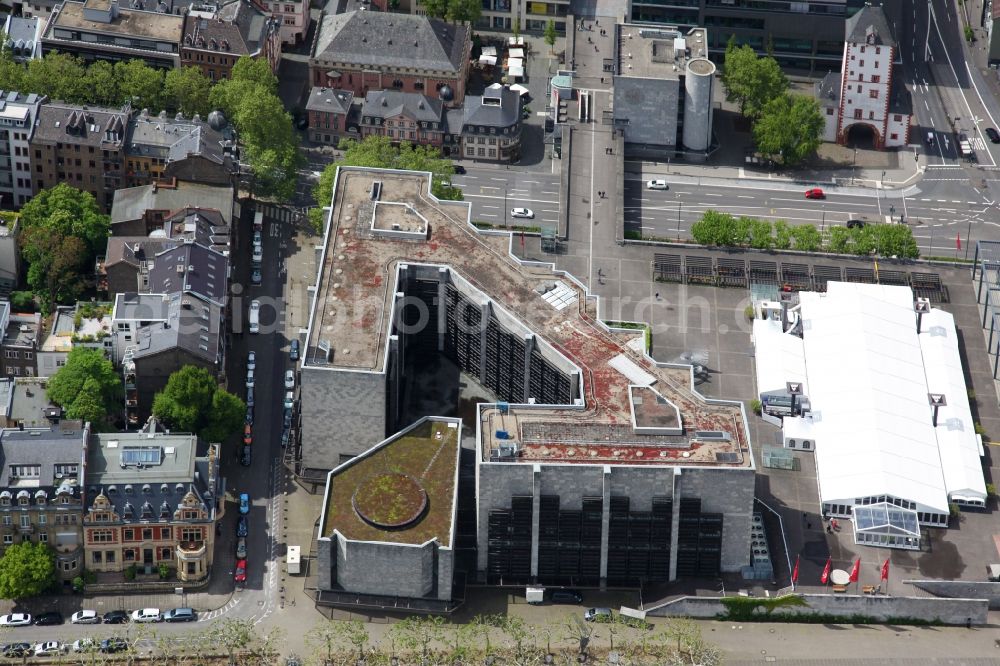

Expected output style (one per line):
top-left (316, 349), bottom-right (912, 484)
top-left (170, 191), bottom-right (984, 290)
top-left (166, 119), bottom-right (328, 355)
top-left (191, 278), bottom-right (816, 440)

top-left (176, 541), bottom-right (206, 559)
top-left (17, 523), bottom-right (33, 534)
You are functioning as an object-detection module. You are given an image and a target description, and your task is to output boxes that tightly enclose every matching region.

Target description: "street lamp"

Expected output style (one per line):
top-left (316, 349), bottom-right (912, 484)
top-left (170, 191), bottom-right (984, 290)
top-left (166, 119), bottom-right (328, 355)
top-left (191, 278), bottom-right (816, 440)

top-left (676, 195), bottom-right (682, 241)
top-left (821, 205), bottom-right (826, 236)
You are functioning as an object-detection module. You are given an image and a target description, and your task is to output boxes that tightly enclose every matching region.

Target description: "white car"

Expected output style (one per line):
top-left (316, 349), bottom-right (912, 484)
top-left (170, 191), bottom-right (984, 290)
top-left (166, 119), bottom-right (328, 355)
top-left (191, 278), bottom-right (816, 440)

top-left (510, 207), bottom-right (534, 219)
top-left (646, 179), bottom-right (668, 190)
top-left (71, 639), bottom-right (97, 653)
top-left (70, 610), bottom-right (100, 624)
top-left (246, 369), bottom-right (255, 388)
top-left (247, 351), bottom-right (256, 371)
top-left (284, 370), bottom-right (295, 390)
top-left (33, 642), bottom-right (63, 657)
top-left (130, 608), bottom-right (161, 623)
top-left (0, 614), bottom-right (32, 627)
top-left (248, 299), bottom-right (261, 334)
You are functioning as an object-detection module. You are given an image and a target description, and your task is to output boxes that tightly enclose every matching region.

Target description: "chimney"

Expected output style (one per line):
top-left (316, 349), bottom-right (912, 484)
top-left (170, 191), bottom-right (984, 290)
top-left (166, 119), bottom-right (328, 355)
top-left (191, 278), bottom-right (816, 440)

top-left (928, 393), bottom-right (946, 427)
top-left (914, 298), bottom-right (930, 334)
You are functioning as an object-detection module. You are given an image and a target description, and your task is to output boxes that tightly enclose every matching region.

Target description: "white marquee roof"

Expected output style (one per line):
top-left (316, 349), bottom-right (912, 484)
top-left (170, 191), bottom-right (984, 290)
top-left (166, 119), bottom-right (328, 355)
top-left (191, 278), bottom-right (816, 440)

top-left (760, 282), bottom-right (985, 514)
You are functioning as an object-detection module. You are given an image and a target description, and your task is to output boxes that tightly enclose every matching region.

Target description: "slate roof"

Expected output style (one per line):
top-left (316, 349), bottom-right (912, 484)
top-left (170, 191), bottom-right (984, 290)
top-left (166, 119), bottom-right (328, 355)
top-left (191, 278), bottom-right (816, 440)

top-left (846, 4), bottom-right (896, 48)
top-left (462, 84), bottom-right (521, 131)
top-left (0, 426), bottom-right (87, 488)
top-left (127, 113), bottom-right (226, 165)
top-left (888, 71), bottom-right (912, 115)
top-left (363, 90), bottom-right (443, 124)
top-left (148, 242), bottom-right (228, 306)
top-left (183, 0), bottom-right (275, 57)
top-left (33, 102), bottom-right (128, 147)
top-left (132, 291), bottom-right (222, 364)
top-left (85, 421), bottom-right (221, 522)
top-left (313, 11), bottom-right (469, 75)
top-left (306, 87), bottom-right (354, 115)
top-left (816, 71), bottom-right (841, 108)
top-left (161, 207), bottom-right (230, 253)
top-left (4, 16), bottom-right (41, 59)
top-left (111, 181), bottom-right (235, 226)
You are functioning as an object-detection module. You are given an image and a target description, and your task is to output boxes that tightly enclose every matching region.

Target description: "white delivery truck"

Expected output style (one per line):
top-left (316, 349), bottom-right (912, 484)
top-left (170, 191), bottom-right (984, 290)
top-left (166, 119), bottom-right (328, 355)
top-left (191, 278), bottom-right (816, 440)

top-left (287, 545), bottom-right (301, 575)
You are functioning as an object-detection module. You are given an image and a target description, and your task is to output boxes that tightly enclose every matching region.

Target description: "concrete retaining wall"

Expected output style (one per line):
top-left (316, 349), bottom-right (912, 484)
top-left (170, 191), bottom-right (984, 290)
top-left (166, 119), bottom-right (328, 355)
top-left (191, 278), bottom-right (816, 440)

top-left (647, 594), bottom-right (989, 626)
top-left (908, 579), bottom-right (1000, 610)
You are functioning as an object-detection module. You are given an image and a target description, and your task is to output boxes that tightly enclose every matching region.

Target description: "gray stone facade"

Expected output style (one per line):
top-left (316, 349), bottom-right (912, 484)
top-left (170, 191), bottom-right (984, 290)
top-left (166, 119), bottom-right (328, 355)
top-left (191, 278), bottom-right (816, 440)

top-left (300, 366), bottom-right (387, 471)
top-left (334, 535), bottom-right (453, 600)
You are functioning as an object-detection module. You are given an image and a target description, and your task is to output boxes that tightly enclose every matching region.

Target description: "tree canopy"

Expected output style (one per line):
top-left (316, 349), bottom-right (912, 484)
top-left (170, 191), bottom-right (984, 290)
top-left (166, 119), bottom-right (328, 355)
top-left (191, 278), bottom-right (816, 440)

top-left (753, 94), bottom-right (825, 165)
top-left (0, 542), bottom-right (56, 599)
top-left (152, 366), bottom-right (245, 442)
top-left (47, 347), bottom-right (121, 425)
top-left (19, 184), bottom-right (110, 310)
top-left (421, 0), bottom-right (481, 22)
top-left (721, 38), bottom-right (789, 120)
top-left (209, 56), bottom-right (299, 200)
top-left (310, 136), bottom-right (462, 231)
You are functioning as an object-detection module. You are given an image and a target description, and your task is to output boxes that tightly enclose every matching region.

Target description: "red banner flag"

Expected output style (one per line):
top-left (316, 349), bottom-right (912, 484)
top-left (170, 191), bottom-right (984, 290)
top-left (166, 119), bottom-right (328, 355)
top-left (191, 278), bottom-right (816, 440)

top-left (792, 555), bottom-right (800, 584)
top-left (849, 558), bottom-right (861, 583)
top-left (957, 233), bottom-right (962, 250)
top-left (881, 558), bottom-right (890, 581)
top-left (820, 557), bottom-right (831, 584)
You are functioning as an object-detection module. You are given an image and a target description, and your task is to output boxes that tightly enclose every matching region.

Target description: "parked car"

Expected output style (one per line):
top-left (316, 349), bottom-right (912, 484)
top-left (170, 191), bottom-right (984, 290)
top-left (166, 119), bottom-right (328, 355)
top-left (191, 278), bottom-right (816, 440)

top-left (281, 428), bottom-right (290, 448)
top-left (284, 370), bottom-right (295, 390)
top-left (72, 639), bottom-right (97, 653)
top-left (583, 607), bottom-right (613, 622)
top-left (987, 127), bottom-right (1000, 144)
top-left (646, 179), bottom-right (668, 190)
top-left (99, 638), bottom-right (128, 654)
top-left (243, 424), bottom-right (253, 446)
top-left (246, 386), bottom-right (255, 408)
top-left (70, 610), bottom-right (100, 624)
top-left (245, 405), bottom-right (254, 426)
top-left (2, 643), bottom-right (31, 658)
top-left (234, 559), bottom-right (247, 583)
top-left (33, 642), bottom-right (64, 657)
top-left (163, 608), bottom-right (198, 623)
top-left (102, 610), bottom-right (129, 624)
top-left (34, 612), bottom-right (63, 626)
top-left (247, 351), bottom-right (256, 371)
top-left (0, 614), bottom-right (31, 627)
top-left (804, 188), bottom-right (825, 199)
top-left (246, 369), bottom-right (255, 388)
top-left (289, 339), bottom-right (300, 361)
top-left (510, 207), bottom-right (534, 219)
top-left (284, 392), bottom-right (294, 411)
top-left (846, 219), bottom-right (866, 229)
top-left (251, 268), bottom-right (262, 285)
top-left (130, 608), bottom-right (161, 623)
top-left (236, 537), bottom-right (247, 559)
top-left (453, 165), bottom-right (466, 175)
top-left (240, 444), bottom-right (252, 467)
top-left (249, 299), bottom-right (261, 334)
top-left (253, 231), bottom-right (262, 246)
top-left (549, 589), bottom-right (584, 603)
top-left (283, 410), bottom-right (292, 429)
top-left (239, 493), bottom-right (250, 515)
top-left (237, 515), bottom-right (249, 537)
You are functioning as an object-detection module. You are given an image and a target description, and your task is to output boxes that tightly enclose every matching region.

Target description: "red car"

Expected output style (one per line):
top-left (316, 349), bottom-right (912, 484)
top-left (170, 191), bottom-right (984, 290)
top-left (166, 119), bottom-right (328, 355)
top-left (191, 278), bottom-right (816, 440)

top-left (243, 424), bottom-right (252, 446)
top-left (804, 188), bottom-right (825, 199)
top-left (234, 559), bottom-right (247, 583)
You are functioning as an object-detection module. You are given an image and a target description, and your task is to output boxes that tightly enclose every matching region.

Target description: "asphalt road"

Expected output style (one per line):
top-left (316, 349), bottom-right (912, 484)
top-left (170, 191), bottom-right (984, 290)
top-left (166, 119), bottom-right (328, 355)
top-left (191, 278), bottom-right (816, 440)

top-left (452, 168), bottom-right (561, 228)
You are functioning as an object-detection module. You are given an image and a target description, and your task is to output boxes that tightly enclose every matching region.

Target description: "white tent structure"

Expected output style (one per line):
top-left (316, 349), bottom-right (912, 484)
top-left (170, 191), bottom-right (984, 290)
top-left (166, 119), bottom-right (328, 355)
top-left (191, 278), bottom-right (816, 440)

top-left (752, 282), bottom-right (986, 548)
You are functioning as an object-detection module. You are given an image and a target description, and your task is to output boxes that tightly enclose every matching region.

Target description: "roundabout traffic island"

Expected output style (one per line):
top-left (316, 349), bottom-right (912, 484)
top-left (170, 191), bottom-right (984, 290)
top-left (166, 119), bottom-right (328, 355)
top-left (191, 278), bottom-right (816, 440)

top-left (352, 472), bottom-right (428, 530)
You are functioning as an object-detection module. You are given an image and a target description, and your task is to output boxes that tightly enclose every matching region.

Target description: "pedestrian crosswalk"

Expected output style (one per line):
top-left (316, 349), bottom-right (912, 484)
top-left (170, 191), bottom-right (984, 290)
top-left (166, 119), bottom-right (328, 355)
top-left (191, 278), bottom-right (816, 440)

top-left (256, 203), bottom-right (300, 223)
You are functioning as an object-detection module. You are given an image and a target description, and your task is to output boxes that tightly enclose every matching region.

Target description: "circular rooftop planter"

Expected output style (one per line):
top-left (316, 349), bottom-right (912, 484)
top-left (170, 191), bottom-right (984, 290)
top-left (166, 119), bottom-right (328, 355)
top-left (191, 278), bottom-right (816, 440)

top-left (352, 472), bottom-right (428, 530)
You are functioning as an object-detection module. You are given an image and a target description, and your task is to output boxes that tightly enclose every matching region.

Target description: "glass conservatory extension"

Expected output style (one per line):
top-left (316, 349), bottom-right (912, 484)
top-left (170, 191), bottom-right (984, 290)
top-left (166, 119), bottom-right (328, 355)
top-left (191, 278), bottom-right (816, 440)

top-left (852, 502), bottom-right (921, 550)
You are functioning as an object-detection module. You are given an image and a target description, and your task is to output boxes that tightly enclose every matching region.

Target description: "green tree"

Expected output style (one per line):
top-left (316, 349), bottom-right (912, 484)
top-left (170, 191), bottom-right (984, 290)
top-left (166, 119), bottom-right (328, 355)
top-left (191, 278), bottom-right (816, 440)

top-left (164, 66), bottom-right (213, 117)
top-left (0, 542), bottom-right (56, 599)
top-left (23, 53), bottom-right (89, 102)
top-left (721, 38), bottom-right (788, 120)
top-left (115, 60), bottom-right (164, 111)
top-left (790, 224), bottom-right (823, 252)
top-left (152, 366), bottom-right (244, 442)
top-left (447, 0), bottom-right (482, 23)
top-left (544, 19), bottom-right (558, 51)
top-left (19, 183), bottom-right (110, 255)
top-left (748, 218), bottom-right (773, 249)
top-left (754, 93), bottom-right (825, 165)
top-left (827, 225), bottom-right (852, 254)
top-left (47, 348), bottom-right (121, 424)
top-left (21, 230), bottom-right (89, 311)
top-left (0, 37), bottom-right (25, 94)
top-left (773, 220), bottom-right (793, 249)
top-left (871, 224), bottom-right (919, 258)
top-left (83, 60), bottom-right (121, 106)
top-left (690, 210), bottom-right (735, 246)
top-left (230, 55), bottom-right (279, 95)
top-left (421, 0), bottom-right (447, 17)
top-left (512, 17), bottom-right (521, 38)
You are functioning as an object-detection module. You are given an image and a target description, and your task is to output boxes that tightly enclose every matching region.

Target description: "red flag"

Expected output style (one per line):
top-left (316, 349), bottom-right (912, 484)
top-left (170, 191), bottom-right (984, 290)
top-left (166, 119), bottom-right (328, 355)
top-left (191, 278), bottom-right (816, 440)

top-left (820, 557), bottom-right (831, 584)
top-left (880, 558), bottom-right (890, 581)
top-left (792, 555), bottom-right (800, 584)
top-left (849, 558), bottom-right (861, 583)
top-left (957, 233), bottom-right (962, 250)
